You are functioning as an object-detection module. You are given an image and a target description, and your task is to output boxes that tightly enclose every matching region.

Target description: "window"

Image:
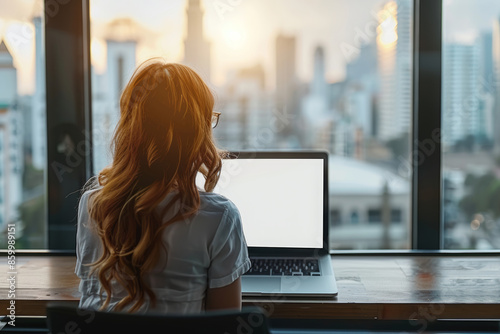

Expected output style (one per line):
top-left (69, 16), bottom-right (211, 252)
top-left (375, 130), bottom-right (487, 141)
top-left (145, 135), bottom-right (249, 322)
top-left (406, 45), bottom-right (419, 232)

top-left (330, 209), bottom-right (341, 227)
top-left (5, 0), bottom-right (497, 252)
top-left (368, 209), bottom-right (382, 224)
top-left (442, 0), bottom-right (500, 250)
top-left (391, 209), bottom-right (402, 223)
top-left (0, 2), bottom-right (48, 249)
top-left (89, 0), bottom-right (413, 251)
top-left (350, 211), bottom-right (360, 224)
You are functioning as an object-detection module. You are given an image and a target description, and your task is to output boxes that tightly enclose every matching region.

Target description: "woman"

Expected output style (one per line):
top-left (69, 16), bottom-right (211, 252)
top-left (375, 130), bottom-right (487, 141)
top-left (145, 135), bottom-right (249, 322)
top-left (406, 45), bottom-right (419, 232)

top-left (76, 60), bottom-right (251, 314)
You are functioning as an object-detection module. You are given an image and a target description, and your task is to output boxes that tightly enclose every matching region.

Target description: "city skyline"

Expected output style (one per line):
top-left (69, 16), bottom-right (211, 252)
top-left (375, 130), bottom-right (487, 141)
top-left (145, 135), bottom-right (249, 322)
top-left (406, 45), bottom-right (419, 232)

top-left (1, 0), bottom-right (500, 250)
top-left (3, 0), bottom-right (500, 95)
top-left (3, 0), bottom-right (398, 94)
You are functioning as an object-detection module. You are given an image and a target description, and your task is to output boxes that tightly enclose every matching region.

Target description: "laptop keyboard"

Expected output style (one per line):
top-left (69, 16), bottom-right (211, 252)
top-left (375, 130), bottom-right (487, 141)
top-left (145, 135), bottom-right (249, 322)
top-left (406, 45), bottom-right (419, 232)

top-left (245, 258), bottom-right (321, 276)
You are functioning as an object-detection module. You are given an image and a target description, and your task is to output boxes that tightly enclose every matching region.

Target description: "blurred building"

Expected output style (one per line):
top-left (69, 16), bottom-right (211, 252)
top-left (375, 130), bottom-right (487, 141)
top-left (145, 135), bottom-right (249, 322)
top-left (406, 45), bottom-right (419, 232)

top-left (301, 46), bottom-right (333, 149)
top-left (312, 46), bottom-right (327, 98)
top-left (442, 43), bottom-right (481, 147)
top-left (183, 0), bottom-right (212, 82)
top-left (215, 64), bottom-right (273, 150)
top-left (31, 16), bottom-right (46, 170)
top-left (325, 82), bottom-right (348, 155)
top-left (478, 31), bottom-right (495, 145)
top-left (329, 155), bottom-right (409, 249)
top-left (0, 40), bottom-right (23, 229)
top-left (92, 20), bottom-right (137, 173)
top-left (479, 32), bottom-right (494, 87)
top-left (493, 17), bottom-right (500, 153)
top-left (275, 33), bottom-right (300, 142)
top-left (106, 40), bottom-right (137, 108)
top-left (346, 44), bottom-right (379, 140)
top-left (0, 42), bottom-right (16, 106)
top-left (328, 44), bottom-right (379, 158)
top-left (377, 0), bottom-right (412, 142)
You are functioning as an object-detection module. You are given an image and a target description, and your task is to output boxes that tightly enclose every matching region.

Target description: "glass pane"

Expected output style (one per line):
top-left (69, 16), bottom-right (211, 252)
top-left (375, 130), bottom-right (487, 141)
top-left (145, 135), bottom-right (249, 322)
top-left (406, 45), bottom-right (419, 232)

top-left (0, 1), bottom-right (47, 249)
top-left (442, 0), bottom-right (500, 250)
top-left (90, 0), bottom-right (412, 250)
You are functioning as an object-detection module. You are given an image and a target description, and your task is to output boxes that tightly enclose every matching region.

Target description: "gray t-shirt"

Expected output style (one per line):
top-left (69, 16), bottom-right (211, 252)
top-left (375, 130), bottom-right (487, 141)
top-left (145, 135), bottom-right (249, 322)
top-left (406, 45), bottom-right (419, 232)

top-left (75, 188), bottom-right (251, 314)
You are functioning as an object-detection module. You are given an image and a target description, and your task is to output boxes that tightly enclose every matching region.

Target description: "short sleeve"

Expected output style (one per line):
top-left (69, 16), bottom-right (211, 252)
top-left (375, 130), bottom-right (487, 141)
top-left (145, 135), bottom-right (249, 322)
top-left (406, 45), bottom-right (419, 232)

top-left (75, 190), bottom-right (101, 278)
top-left (75, 193), bottom-right (87, 277)
top-left (207, 203), bottom-right (251, 289)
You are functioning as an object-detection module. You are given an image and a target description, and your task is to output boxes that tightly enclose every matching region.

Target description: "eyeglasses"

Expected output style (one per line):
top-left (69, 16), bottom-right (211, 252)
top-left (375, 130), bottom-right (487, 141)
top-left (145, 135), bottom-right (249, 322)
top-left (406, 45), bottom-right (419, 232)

top-left (212, 112), bottom-right (221, 129)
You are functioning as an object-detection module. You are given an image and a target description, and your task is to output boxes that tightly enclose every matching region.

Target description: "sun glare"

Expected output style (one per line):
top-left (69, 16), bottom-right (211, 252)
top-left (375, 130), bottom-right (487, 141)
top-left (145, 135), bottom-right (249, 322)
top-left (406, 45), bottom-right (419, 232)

top-left (377, 2), bottom-right (399, 46)
top-left (222, 26), bottom-right (246, 49)
top-left (90, 38), bottom-right (106, 74)
top-left (227, 30), bottom-right (243, 43)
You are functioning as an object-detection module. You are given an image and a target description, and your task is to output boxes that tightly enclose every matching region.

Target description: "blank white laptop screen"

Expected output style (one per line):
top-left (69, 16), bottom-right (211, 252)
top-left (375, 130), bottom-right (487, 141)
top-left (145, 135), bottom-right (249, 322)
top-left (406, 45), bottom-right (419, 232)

top-left (198, 158), bottom-right (324, 249)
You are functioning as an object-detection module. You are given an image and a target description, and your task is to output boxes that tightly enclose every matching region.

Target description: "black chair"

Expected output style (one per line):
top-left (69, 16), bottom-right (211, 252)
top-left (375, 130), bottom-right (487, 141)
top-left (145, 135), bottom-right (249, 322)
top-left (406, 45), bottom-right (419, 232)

top-left (46, 302), bottom-right (271, 334)
top-left (0, 315), bottom-right (49, 333)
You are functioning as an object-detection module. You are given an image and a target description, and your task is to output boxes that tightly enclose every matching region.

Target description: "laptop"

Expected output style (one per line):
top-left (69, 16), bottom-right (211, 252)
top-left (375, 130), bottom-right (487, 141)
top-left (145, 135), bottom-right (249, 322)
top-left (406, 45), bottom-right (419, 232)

top-left (213, 151), bottom-right (338, 297)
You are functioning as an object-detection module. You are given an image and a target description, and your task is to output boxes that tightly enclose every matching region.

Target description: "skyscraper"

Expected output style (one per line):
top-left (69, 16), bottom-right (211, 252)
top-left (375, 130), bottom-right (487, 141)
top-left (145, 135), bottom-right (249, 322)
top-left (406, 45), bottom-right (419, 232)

top-left (92, 19), bottom-right (137, 173)
top-left (493, 17), bottom-right (500, 153)
top-left (106, 39), bottom-right (137, 108)
top-left (183, 0), bottom-right (211, 82)
top-left (442, 43), bottom-right (481, 147)
top-left (32, 15), bottom-right (46, 170)
top-left (376, 0), bottom-right (412, 142)
top-left (479, 32), bottom-right (494, 87)
top-left (312, 46), bottom-right (327, 97)
top-left (302, 46), bottom-right (332, 148)
top-left (478, 31), bottom-right (494, 143)
top-left (0, 40), bottom-right (23, 229)
top-left (0, 41), bottom-right (17, 106)
top-left (215, 64), bottom-right (271, 150)
top-left (275, 33), bottom-right (299, 139)
top-left (345, 43), bottom-right (379, 142)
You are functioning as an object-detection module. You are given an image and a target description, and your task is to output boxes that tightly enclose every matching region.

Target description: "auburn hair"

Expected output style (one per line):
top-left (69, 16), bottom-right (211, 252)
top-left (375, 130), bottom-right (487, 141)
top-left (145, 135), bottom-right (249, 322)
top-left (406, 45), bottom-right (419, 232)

top-left (85, 60), bottom-right (223, 312)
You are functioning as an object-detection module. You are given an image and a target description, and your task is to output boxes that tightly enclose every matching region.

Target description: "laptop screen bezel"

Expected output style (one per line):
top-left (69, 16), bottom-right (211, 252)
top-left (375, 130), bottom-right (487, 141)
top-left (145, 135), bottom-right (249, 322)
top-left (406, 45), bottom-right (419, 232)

top-left (221, 151), bottom-right (329, 257)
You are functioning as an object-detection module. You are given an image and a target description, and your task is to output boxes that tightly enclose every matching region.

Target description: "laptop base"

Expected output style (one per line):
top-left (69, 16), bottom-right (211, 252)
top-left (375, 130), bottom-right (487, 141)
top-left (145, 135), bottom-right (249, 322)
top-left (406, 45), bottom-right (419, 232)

top-left (242, 255), bottom-right (338, 297)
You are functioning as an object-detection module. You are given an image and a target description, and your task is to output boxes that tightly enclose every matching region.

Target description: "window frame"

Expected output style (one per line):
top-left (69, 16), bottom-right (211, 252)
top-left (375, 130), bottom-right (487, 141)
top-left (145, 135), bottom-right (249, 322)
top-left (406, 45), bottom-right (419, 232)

top-left (411, 0), bottom-right (443, 250)
top-left (25, 0), bottom-right (497, 254)
top-left (45, 0), bottom-right (93, 249)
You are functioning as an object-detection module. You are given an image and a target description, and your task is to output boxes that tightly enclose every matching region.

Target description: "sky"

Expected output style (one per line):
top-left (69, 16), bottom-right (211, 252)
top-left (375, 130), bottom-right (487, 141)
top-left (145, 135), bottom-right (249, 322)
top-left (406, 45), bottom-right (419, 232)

top-left (1, 0), bottom-right (500, 95)
top-left (444, 0), bottom-right (500, 43)
top-left (89, 0), bottom-right (393, 88)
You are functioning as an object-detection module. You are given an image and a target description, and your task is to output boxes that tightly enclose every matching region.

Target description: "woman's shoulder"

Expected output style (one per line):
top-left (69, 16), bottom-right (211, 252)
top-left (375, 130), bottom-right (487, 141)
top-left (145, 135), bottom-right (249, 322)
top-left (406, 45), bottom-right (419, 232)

top-left (80, 187), bottom-right (102, 199)
top-left (78, 186), bottom-right (103, 212)
top-left (198, 191), bottom-right (239, 215)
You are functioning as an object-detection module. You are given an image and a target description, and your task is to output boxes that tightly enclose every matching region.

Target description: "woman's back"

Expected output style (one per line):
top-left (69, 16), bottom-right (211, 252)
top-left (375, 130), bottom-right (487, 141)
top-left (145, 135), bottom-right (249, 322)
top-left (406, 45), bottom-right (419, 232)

top-left (76, 60), bottom-right (250, 313)
top-left (76, 188), bottom-right (250, 313)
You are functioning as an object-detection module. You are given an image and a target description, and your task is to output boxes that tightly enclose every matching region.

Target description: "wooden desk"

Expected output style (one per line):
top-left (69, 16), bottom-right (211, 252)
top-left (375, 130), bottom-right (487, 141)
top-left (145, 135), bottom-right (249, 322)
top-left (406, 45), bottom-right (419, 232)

top-left (1, 255), bottom-right (499, 319)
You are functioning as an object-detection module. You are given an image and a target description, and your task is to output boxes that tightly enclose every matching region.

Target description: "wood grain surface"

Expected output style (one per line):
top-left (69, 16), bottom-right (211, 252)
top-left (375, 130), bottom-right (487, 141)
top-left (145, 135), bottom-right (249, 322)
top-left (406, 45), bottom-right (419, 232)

top-left (1, 255), bottom-right (499, 319)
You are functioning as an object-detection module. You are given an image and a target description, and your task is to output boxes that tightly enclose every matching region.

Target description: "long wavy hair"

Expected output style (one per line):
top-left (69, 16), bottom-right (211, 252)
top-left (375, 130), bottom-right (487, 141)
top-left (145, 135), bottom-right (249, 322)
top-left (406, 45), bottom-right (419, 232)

top-left (85, 60), bottom-right (223, 312)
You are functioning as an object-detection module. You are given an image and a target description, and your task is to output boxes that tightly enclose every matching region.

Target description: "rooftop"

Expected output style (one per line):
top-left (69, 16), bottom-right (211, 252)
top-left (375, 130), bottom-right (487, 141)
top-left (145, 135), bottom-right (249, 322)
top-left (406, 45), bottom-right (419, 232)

top-left (329, 155), bottom-right (409, 196)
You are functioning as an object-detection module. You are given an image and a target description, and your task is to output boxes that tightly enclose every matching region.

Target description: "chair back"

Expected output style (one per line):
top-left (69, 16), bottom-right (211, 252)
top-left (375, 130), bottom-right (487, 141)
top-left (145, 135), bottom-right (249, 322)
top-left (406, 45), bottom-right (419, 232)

top-left (46, 302), bottom-right (271, 334)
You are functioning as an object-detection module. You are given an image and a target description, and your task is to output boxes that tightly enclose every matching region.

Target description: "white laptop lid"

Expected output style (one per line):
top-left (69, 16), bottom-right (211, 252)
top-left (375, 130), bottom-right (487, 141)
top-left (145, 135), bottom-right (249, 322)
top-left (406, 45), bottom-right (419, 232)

top-left (198, 151), bottom-right (329, 256)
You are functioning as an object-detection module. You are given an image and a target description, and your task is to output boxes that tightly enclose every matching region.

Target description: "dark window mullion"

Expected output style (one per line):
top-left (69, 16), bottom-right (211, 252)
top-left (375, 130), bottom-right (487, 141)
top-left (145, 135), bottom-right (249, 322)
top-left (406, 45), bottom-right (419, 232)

top-left (412, 0), bottom-right (443, 249)
top-left (82, 0), bottom-right (94, 178)
top-left (45, 0), bottom-right (91, 249)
